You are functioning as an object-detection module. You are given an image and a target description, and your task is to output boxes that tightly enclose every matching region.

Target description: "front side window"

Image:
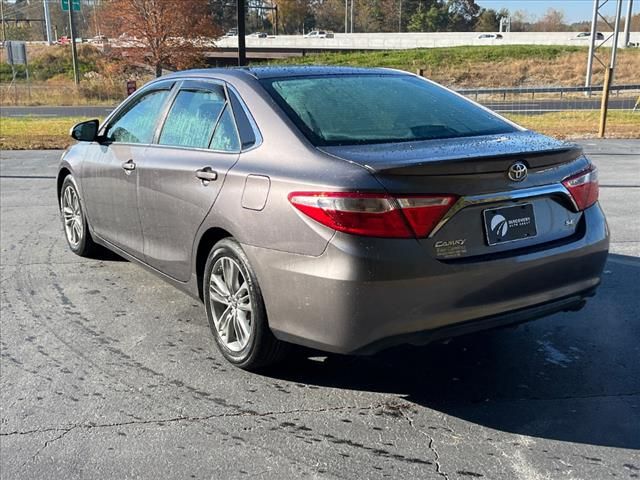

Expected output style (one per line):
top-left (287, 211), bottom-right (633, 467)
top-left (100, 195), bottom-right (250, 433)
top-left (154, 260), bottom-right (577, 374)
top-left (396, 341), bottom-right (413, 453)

top-left (105, 89), bottom-right (171, 144)
top-left (261, 74), bottom-right (517, 146)
top-left (159, 87), bottom-right (226, 149)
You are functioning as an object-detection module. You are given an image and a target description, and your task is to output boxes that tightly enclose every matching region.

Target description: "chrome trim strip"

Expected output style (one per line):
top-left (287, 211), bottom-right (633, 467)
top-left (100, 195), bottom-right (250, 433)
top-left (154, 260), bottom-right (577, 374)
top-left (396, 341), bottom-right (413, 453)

top-left (428, 183), bottom-right (578, 238)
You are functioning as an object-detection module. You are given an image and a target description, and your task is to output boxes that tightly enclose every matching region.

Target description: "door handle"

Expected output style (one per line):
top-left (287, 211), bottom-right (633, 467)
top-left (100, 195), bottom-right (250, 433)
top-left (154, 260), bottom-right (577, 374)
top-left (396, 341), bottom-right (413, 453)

top-left (195, 167), bottom-right (218, 182)
top-left (122, 159), bottom-right (136, 173)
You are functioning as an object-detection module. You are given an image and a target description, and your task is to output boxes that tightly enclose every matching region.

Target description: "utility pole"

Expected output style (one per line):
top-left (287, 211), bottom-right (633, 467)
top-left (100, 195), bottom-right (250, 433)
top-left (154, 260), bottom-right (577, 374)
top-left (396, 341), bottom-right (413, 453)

top-left (68, 1), bottom-right (80, 84)
top-left (623, 0), bottom-right (634, 47)
top-left (585, 0), bottom-right (600, 88)
top-left (599, 0), bottom-right (624, 137)
top-left (93, 0), bottom-right (100, 37)
top-left (237, 0), bottom-right (246, 66)
top-left (345, 0), bottom-right (348, 33)
top-left (43, 0), bottom-right (53, 45)
top-left (398, 0), bottom-right (402, 32)
top-left (1, 0), bottom-right (7, 43)
top-left (350, 0), bottom-right (354, 33)
top-left (274, 5), bottom-right (278, 35)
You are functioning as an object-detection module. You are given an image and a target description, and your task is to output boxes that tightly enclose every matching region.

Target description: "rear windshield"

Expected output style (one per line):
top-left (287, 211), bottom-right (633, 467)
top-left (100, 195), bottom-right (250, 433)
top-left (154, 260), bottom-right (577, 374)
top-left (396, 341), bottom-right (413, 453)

top-left (260, 74), bottom-right (517, 146)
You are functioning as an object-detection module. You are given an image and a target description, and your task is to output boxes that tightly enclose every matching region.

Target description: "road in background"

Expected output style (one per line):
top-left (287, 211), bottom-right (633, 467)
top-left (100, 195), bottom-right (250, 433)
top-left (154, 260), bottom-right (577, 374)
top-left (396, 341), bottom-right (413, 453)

top-left (1, 141), bottom-right (638, 479)
top-left (1, 106), bottom-right (115, 118)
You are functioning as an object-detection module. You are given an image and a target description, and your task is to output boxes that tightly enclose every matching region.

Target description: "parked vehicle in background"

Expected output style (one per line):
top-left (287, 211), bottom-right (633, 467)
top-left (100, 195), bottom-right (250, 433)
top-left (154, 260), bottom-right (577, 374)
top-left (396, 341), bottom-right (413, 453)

top-left (58, 67), bottom-right (608, 371)
top-left (478, 33), bottom-right (503, 40)
top-left (573, 31), bottom-right (605, 41)
top-left (248, 32), bottom-right (268, 38)
top-left (89, 34), bottom-right (108, 44)
top-left (305, 30), bottom-right (334, 38)
top-left (224, 28), bottom-right (238, 37)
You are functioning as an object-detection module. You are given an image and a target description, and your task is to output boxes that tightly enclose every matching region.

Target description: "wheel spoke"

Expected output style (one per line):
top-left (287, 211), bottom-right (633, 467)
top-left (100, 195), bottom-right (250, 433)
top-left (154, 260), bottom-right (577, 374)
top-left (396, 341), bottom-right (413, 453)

top-left (70, 224), bottom-right (77, 244)
top-left (72, 222), bottom-right (81, 243)
top-left (232, 316), bottom-right (242, 345)
top-left (236, 283), bottom-right (252, 312)
top-left (209, 280), bottom-right (229, 304)
top-left (64, 188), bottom-right (72, 208)
top-left (73, 193), bottom-right (81, 215)
top-left (216, 305), bottom-right (233, 337)
top-left (235, 311), bottom-right (250, 345)
top-left (210, 272), bottom-right (230, 299)
top-left (222, 258), bottom-right (239, 293)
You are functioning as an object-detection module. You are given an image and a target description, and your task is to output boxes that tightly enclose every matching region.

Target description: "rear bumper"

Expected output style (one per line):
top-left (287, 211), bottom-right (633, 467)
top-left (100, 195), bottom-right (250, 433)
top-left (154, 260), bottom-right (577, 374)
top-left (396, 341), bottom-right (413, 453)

top-left (351, 286), bottom-right (596, 354)
top-left (243, 203), bottom-right (609, 354)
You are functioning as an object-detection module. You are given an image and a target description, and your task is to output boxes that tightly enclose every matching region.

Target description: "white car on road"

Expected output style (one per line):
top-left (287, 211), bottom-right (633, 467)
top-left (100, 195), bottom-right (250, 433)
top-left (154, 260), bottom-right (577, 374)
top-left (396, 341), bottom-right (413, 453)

top-left (305, 30), bottom-right (334, 39)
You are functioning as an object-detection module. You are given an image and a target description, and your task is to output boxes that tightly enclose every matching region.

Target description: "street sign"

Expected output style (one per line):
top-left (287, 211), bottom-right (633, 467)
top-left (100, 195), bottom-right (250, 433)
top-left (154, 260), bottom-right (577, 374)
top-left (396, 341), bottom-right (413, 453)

top-left (5, 41), bottom-right (28, 65)
top-left (61, 0), bottom-right (81, 12)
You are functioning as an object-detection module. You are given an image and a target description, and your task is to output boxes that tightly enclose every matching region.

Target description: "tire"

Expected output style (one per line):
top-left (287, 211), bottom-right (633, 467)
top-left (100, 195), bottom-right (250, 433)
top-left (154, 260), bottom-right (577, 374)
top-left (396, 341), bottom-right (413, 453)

top-left (203, 238), bottom-right (288, 370)
top-left (60, 175), bottom-right (99, 257)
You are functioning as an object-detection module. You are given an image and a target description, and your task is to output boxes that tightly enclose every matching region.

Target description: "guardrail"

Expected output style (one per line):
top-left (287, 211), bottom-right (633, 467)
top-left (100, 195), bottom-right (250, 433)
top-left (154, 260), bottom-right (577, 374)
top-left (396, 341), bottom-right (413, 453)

top-left (456, 83), bottom-right (640, 100)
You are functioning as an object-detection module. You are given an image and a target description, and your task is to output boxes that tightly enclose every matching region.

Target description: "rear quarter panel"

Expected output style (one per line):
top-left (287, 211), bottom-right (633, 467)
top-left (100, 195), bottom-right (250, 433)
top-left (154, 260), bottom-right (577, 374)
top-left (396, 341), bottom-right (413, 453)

top-left (194, 74), bottom-right (383, 257)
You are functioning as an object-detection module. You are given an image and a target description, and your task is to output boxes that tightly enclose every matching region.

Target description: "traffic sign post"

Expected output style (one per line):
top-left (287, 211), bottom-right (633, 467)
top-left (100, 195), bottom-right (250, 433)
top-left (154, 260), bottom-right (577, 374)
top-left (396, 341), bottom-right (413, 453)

top-left (62, 0), bottom-right (81, 85)
top-left (61, 0), bottom-right (81, 12)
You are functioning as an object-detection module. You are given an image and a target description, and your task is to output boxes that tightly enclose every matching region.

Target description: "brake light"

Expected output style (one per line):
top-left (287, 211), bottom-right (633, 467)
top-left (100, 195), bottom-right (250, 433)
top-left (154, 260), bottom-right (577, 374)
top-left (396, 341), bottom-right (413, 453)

top-left (288, 192), bottom-right (457, 238)
top-left (562, 166), bottom-right (599, 211)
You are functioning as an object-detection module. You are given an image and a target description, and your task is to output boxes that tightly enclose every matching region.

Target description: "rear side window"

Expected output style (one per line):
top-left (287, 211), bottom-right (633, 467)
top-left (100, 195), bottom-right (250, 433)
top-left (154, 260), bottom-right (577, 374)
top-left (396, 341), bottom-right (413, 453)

top-left (210, 106), bottom-right (241, 152)
top-left (105, 89), bottom-right (171, 144)
top-left (261, 74), bottom-right (517, 146)
top-left (159, 88), bottom-right (226, 149)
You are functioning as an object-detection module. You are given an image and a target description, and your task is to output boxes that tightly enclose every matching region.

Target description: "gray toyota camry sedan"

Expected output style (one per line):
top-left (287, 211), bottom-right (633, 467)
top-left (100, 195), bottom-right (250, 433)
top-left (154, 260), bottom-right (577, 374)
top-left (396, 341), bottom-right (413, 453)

top-left (58, 66), bottom-right (609, 370)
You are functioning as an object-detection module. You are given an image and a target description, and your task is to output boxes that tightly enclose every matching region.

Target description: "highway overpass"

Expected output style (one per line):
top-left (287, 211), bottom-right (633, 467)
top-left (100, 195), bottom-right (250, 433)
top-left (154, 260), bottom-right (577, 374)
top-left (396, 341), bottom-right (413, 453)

top-left (216, 31), bottom-right (640, 50)
top-left (206, 31), bottom-right (640, 64)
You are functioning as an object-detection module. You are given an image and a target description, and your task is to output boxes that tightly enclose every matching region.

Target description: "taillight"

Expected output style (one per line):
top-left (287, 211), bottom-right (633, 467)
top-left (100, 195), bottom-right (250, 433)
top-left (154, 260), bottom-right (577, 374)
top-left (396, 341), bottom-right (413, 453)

top-left (287, 192), bottom-right (457, 238)
top-left (562, 166), bottom-right (599, 211)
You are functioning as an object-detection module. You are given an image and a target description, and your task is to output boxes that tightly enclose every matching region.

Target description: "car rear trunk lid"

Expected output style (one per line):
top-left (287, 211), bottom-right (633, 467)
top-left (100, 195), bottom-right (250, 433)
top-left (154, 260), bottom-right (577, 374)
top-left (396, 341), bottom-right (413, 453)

top-left (319, 131), bottom-right (588, 259)
top-left (319, 131), bottom-right (582, 177)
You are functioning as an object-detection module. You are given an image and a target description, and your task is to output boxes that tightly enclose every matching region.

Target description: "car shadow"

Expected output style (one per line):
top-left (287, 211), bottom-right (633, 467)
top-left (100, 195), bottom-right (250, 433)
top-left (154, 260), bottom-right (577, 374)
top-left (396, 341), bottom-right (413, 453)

top-left (94, 245), bottom-right (128, 262)
top-left (267, 254), bottom-right (640, 450)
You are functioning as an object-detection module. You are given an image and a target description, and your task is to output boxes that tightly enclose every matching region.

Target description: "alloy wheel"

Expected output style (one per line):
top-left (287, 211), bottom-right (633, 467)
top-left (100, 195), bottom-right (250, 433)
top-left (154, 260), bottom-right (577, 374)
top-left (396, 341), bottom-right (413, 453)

top-left (61, 185), bottom-right (84, 248)
top-left (208, 256), bottom-right (253, 352)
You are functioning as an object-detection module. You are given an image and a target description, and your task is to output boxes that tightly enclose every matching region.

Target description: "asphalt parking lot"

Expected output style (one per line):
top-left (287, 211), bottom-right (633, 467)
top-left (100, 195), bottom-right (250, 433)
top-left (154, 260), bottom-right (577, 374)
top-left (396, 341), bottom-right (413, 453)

top-left (1, 140), bottom-right (639, 479)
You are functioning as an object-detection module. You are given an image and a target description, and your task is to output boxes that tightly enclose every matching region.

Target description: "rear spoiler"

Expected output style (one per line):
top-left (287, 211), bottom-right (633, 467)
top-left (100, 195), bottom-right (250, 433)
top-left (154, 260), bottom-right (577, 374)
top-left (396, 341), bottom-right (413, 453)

top-left (376, 146), bottom-right (584, 176)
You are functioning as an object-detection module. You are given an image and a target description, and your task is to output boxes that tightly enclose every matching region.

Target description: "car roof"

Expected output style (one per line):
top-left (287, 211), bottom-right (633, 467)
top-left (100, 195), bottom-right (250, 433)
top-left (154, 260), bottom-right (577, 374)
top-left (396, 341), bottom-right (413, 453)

top-left (164, 66), bottom-right (402, 81)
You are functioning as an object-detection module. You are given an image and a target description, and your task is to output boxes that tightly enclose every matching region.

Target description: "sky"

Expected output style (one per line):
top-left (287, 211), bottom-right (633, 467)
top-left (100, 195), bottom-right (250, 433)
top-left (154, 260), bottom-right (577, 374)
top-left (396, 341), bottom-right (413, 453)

top-left (475, 0), bottom-right (626, 23)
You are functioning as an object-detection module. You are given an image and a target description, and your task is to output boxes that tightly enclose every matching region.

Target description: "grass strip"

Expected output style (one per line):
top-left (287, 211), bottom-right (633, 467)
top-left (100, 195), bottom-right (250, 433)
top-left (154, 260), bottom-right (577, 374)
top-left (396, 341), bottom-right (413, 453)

top-left (1, 111), bottom-right (637, 150)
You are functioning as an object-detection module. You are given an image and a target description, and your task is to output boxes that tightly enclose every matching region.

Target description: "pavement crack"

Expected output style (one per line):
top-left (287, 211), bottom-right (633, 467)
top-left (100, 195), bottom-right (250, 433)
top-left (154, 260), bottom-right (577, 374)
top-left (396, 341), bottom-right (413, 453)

top-left (21, 426), bottom-right (77, 469)
top-left (1, 426), bottom-right (71, 437)
top-left (400, 409), bottom-right (450, 480)
top-left (2, 403), bottom-right (387, 438)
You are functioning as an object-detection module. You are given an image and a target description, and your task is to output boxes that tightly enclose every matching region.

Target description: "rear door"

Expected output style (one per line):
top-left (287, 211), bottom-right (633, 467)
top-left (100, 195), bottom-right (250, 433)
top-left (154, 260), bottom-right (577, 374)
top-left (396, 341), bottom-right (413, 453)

top-left (82, 83), bottom-right (174, 258)
top-left (137, 80), bottom-right (242, 281)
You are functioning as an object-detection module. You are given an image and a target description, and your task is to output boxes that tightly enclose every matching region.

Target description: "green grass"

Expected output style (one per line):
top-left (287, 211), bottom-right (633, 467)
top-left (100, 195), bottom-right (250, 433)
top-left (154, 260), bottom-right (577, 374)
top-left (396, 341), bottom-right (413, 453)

top-left (0, 116), bottom-right (100, 150)
top-left (506, 110), bottom-right (640, 139)
top-left (271, 45), bottom-right (587, 70)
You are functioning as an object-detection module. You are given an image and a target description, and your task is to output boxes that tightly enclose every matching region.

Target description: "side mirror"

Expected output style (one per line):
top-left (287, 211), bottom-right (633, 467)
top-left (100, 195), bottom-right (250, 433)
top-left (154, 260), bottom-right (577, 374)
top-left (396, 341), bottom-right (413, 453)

top-left (70, 119), bottom-right (99, 142)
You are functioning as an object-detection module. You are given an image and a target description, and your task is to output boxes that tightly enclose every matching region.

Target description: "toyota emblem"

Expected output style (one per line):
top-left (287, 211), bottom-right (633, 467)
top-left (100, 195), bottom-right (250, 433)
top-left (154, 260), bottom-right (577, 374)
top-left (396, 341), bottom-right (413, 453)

top-left (508, 162), bottom-right (528, 182)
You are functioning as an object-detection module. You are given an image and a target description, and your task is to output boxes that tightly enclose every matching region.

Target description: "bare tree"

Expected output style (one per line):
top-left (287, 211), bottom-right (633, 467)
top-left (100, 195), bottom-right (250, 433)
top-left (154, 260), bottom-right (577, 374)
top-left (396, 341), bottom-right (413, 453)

top-left (271, 0), bottom-right (311, 34)
top-left (532, 7), bottom-right (568, 32)
top-left (100, 0), bottom-right (221, 77)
